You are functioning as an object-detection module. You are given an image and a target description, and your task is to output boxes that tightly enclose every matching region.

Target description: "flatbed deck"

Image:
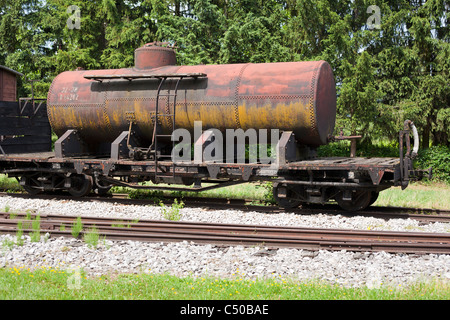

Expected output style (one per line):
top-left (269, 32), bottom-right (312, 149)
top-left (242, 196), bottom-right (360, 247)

top-left (0, 151), bottom-right (402, 186)
top-left (1, 152), bottom-right (400, 170)
top-left (1, 152), bottom-right (400, 168)
top-left (0, 148), bottom-right (425, 211)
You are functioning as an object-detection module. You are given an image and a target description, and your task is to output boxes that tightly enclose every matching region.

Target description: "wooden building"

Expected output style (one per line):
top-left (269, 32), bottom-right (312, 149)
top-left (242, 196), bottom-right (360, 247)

top-left (0, 66), bottom-right (51, 154)
top-left (0, 65), bottom-right (23, 101)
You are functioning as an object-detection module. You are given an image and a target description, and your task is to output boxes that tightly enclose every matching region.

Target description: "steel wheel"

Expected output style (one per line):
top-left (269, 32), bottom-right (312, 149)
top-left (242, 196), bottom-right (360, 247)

top-left (22, 185), bottom-right (42, 195)
top-left (19, 175), bottom-right (42, 195)
top-left (335, 189), bottom-right (372, 211)
top-left (368, 191), bottom-right (379, 206)
top-left (273, 183), bottom-right (303, 209)
top-left (68, 174), bottom-right (93, 197)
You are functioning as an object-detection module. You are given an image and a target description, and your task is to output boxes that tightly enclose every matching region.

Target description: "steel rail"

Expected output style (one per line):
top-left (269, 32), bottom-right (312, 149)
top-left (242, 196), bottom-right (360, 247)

top-left (1, 191), bottom-right (449, 223)
top-left (0, 212), bottom-right (449, 255)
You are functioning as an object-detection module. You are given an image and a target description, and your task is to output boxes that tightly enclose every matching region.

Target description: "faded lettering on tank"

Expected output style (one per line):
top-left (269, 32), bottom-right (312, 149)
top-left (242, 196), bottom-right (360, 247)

top-left (58, 86), bottom-right (79, 101)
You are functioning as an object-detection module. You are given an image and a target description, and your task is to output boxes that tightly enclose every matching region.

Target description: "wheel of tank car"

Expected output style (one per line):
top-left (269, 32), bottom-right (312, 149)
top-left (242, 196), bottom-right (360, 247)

top-left (19, 176), bottom-right (42, 195)
top-left (368, 191), bottom-right (379, 206)
top-left (68, 174), bottom-right (93, 197)
top-left (22, 185), bottom-right (42, 195)
top-left (272, 183), bottom-right (303, 209)
top-left (335, 189), bottom-right (372, 211)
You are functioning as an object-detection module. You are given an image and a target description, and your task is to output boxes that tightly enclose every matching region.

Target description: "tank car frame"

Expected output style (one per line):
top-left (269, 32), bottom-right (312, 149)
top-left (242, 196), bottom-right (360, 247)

top-left (0, 119), bottom-right (425, 211)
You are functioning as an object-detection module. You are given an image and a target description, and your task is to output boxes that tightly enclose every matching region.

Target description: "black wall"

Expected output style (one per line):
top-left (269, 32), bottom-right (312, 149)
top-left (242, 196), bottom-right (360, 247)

top-left (0, 100), bottom-right (51, 154)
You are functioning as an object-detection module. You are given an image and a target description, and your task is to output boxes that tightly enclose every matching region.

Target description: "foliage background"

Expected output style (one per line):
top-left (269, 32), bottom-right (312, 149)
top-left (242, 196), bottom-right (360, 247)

top-left (0, 0), bottom-right (448, 179)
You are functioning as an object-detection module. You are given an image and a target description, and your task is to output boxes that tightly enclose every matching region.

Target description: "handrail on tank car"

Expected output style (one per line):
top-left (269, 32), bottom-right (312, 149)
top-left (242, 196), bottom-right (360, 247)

top-left (399, 120), bottom-right (425, 187)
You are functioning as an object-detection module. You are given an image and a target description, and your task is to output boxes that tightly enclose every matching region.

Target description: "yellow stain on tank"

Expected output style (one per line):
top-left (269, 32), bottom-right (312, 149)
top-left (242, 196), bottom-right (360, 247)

top-left (237, 100), bottom-right (313, 132)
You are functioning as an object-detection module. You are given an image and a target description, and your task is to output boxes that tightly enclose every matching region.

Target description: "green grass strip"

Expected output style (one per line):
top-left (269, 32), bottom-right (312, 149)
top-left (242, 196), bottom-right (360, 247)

top-left (0, 267), bottom-right (448, 300)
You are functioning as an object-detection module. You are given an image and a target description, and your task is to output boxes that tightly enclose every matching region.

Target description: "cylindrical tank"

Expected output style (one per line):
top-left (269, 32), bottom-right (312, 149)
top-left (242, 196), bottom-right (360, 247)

top-left (47, 44), bottom-right (336, 147)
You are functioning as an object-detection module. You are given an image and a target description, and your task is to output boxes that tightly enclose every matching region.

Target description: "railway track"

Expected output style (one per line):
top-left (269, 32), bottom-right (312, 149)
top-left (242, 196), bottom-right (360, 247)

top-left (1, 191), bottom-right (450, 224)
top-left (0, 211), bottom-right (449, 255)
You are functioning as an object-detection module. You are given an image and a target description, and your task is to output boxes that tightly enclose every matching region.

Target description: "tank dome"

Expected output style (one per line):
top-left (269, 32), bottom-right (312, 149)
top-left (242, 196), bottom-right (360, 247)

top-left (134, 43), bottom-right (177, 70)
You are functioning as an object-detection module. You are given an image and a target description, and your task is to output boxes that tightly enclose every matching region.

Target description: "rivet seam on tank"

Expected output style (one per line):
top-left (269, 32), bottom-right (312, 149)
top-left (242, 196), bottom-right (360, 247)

top-left (234, 64), bottom-right (251, 129)
top-left (165, 95), bottom-right (172, 131)
top-left (50, 103), bottom-right (102, 108)
top-left (238, 94), bottom-right (311, 100)
top-left (308, 62), bottom-right (320, 135)
top-left (164, 66), bottom-right (183, 132)
top-left (46, 72), bottom-right (64, 131)
top-left (139, 47), bottom-right (174, 53)
top-left (103, 82), bottom-right (113, 133)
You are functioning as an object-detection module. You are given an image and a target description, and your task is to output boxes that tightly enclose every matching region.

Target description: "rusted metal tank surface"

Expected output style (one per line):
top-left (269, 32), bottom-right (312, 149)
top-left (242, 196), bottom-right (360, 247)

top-left (47, 44), bottom-right (336, 147)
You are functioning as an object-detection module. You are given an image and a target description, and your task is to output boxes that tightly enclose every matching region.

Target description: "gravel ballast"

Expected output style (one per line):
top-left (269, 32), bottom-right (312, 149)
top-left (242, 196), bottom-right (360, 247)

top-left (1, 195), bottom-right (449, 288)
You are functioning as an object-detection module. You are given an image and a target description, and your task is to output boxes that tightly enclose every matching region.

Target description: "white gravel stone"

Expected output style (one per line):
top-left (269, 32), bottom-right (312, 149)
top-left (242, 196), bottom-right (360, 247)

top-left (0, 195), bottom-right (449, 288)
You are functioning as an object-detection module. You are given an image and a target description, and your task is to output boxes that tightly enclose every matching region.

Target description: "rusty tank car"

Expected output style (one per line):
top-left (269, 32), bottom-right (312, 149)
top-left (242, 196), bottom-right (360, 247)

top-left (0, 43), bottom-right (425, 211)
top-left (47, 43), bottom-right (336, 158)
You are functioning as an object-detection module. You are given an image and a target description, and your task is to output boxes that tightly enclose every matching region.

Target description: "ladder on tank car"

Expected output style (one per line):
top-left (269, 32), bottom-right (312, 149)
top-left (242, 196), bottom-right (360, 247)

top-left (84, 71), bottom-right (207, 182)
top-left (148, 73), bottom-right (206, 182)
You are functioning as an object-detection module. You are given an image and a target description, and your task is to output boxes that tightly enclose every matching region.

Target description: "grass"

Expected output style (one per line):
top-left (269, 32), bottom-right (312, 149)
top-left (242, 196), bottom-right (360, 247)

top-left (0, 267), bottom-right (448, 300)
top-left (119, 182), bottom-right (271, 203)
top-left (83, 226), bottom-right (100, 248)
top-left (0, 175), bottom-right (22, 193)
top-left (15, 221), bottom-right (24, 246)
top-left (30, 214), bottom-right (41, 242)
top-left (71, 217), bottom-right (83, 238)
top-left (160, 198), bottom-right (184, 221)
top-left (374, 182), bottom-right (450, 210)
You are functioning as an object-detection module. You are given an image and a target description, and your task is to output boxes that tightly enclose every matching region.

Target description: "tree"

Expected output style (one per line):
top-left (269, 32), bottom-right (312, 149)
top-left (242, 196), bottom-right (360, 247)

top-left (374, 0), bottom-right (450, 148)
top-left (336, 51), bottom-right (381, 156)
top-left (219, 0), bottom-right (292, 63)
top-left (0, 0), bottom-right (447, 150)
top-left (406, 1), bottom-right (450, 148)
top-left (0, 0), bottom-right (159, 97)
top-left (100, 0), bottom-right (158, 69)
top-left (0, 0), bottom-right (48, 97)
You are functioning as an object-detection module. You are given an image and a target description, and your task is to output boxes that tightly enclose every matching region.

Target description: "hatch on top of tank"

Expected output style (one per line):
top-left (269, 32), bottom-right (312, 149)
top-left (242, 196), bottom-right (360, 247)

top-left (134, 42), bottom-right (177, 70)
